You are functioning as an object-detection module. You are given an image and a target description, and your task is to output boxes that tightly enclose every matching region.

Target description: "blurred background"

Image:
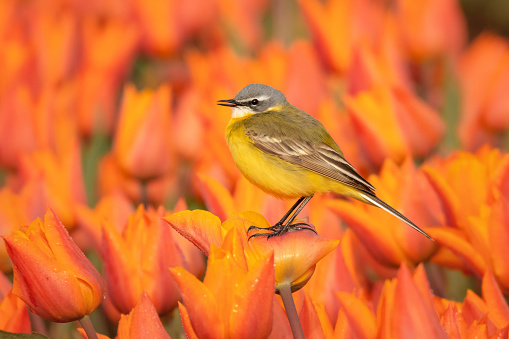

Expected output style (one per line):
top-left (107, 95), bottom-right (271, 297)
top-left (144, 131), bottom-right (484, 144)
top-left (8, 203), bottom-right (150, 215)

top-left (1, 0), bottom-right (509, 336)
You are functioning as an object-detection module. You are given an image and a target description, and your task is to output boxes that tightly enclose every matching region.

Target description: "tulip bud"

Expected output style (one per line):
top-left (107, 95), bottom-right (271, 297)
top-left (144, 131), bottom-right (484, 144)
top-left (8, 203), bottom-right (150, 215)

top-left (3, 209), bottom-right (106, 323)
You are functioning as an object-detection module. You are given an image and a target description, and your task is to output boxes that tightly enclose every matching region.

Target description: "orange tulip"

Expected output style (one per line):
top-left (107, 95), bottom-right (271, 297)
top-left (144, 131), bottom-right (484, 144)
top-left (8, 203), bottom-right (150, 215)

top-left (423, 147), bottom-right (509, 289)
top-left (458, 33), bottom-right (509, 150)
top-left (116, 292), bottom-right (170, 339)
top-left (394, 0), bottom-right (466, 61)
top-left (75, 191), bottom-right (134, 251)
top-left (113, 84), bottom-right (174, 181)
top-left (164, 210), bottom-right (338, 292)
top-left (171, 241), bottom-right (275, 338)
top-left (377, 264), bottom-right (446, 338)
top-left (299, 0), bottom-right (384, 74)
top-left (101, 205), bottom-right (196, 315)
top-left (344, 85), bottom-right (444, 169)
top-left (2, 209), bottom-right (105, 323)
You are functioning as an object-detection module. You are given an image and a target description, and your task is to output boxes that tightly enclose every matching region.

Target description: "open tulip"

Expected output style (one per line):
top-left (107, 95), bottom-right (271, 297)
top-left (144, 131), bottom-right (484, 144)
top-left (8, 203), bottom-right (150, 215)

top-left (2, 209), bottom-right (105, 323)
top-left (102, 205), bottom-right (195, 315)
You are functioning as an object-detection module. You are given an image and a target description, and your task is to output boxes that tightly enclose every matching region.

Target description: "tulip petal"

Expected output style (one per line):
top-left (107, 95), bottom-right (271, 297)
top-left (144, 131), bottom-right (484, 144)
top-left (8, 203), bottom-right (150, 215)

top-left (327, 199), bottom-right (405, 266)
top-left (170, 266), bottom-right (224, 338)
top-left (336, 292), bottom-right (376, 339)
top-left (197, 174), bottom-right (236, 221)
top-left (299, 295), bottom-right (327, 339)
top-left (163, 210), bottom-right (222, 256)
top-left (117, 292), bottom-right (170, 339)
top-left (229, 253), bottom-right (275, 338)
top-left (178, 302), bottom-right (199, 339)
top-left (481, 271), bottom-right (509, 328)
top-left (427, 227), bottom-right (486, 276)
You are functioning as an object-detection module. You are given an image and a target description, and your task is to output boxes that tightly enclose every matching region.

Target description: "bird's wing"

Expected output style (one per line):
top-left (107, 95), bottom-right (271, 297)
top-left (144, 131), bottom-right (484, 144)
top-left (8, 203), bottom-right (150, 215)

top-left (244, 115), bottom-right (375, 193)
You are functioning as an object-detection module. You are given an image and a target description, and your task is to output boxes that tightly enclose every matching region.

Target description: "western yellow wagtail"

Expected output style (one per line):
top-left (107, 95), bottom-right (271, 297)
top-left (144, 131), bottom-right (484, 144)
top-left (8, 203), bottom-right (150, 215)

top-left (218, 83), bottom-right (432, 240)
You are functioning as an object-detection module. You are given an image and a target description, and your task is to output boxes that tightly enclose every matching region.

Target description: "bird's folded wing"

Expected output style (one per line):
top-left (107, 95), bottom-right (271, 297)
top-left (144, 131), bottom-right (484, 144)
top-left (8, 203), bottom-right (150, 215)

top-left (246, 130), bottom-right (375, 193)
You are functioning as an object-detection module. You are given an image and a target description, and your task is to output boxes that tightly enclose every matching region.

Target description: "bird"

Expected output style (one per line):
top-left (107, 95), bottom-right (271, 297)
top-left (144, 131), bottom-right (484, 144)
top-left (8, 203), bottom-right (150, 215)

top-left (218, 83), bottom-right (433, 241)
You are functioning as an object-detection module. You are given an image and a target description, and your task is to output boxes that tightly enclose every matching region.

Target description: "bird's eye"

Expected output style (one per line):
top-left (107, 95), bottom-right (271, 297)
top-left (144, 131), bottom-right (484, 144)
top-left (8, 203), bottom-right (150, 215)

top-left (251, 99), bottom-right (259, 105)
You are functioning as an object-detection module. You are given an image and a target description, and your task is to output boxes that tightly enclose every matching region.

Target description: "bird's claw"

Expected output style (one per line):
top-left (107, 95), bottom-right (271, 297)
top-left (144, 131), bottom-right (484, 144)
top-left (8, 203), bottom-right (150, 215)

top-left (247, 222), bottom-right (317, 241)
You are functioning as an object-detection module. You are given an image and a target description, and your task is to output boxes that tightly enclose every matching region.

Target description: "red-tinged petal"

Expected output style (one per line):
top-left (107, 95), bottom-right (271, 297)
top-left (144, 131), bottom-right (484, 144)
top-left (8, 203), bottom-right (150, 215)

top-left (0, 291), bottom-right (31, 333)
top-left (117, 292), bottom-right (170, 339)
top-left (422, 166), bottom-right (459, 228)
top-left (336, 292), bottom-right (376, 339)
top-left (440, 304), bottom-right (466, 339)
top-left (463, 290), bottom-right (488, 325)
top-left (392, 265), bottom-right (446, 338)
top-left (163, 210), bottom-right (222, 256)
top-left (299, 295), bottom-right (327, 339)
top-left (178, 302), bottom-right (199, 339)
top-left (229, 253), bottom-right (275, 338)
top-left (411, 264), bottom-right (435, 311)
top-left (333, 308), bottom-right (359, 339)
top-left (42, 210), bottom-right (105, 308)
top-left (170, 267), bottom-right (224, 339)
top-left (101, 221), bottom-right (141, 314)
top-left (482, 271), bottom-right (509, 328)
top-left (197, 174), bottom-right (236, 221)
top-left (426, 227), bottom-right (486, 276)
top-left (327, 199), bottom-right (406, 266)
top-left (392, 86), bottom-right (445, 157)
top-left (304, 232), bottom-right (363, 323)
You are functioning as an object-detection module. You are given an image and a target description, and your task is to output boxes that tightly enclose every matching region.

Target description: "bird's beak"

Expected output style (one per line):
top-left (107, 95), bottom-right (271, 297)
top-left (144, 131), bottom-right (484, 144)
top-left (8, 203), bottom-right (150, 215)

top-left (217, 99), bottom-right (238, 107)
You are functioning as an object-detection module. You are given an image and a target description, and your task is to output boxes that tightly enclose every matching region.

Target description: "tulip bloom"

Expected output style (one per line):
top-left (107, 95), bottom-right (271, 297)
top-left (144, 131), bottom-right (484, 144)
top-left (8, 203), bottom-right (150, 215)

top-left (113, 84), bottom-right (174, 181)
top-left (423, 147), bottom-right (509, 290)
top-left (344, 85), bottom-right (444, 169)
top-left (170, 241), bottom-right (275, 338)
top-left (458, 33), bottom-right (509, 150)
top-left (164, 210), bottom-right (338, 291)
top-left (102, 205), bottom-right (196, 315)
top-left (2, 209), bottom-right (106, 323)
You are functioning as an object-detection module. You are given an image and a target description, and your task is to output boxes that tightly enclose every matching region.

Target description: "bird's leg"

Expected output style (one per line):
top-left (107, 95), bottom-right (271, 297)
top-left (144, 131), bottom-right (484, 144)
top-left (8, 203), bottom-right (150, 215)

top-left (248, 195), bottom-right (316, 240)
top-left (247, 196), bottom-right (306, 234)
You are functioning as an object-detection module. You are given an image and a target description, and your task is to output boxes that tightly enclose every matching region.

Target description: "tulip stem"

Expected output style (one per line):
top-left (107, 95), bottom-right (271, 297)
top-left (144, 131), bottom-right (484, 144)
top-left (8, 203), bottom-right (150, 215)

top-left (279, 283), bottom-right (305, 339)
top-left (79, 315), bottom-right (98, 339)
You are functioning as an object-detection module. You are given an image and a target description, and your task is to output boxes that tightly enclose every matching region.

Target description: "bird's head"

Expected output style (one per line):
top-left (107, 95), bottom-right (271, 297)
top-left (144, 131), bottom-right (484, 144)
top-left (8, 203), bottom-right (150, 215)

top-left (217, 83), bottom-right (287, 118)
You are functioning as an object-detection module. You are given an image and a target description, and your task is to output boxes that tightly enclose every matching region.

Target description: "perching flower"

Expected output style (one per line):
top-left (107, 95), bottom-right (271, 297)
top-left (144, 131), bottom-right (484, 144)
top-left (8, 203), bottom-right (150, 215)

top-left (2, 209), bottom-right (106, 323)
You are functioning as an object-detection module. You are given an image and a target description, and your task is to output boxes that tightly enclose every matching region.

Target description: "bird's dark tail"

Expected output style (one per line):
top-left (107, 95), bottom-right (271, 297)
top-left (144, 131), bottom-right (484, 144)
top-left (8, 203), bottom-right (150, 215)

top-left (359, 192), bottom-right (434, 241)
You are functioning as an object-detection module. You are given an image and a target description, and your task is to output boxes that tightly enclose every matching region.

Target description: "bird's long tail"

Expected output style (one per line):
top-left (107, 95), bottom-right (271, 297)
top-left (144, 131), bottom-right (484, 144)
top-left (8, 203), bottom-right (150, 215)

top-left (359, 192), bottom-right (434, 241)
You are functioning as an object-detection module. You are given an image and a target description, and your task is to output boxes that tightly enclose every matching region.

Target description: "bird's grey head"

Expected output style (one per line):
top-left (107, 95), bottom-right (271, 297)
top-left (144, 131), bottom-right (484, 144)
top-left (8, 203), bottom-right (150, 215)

top-left (217, 83), bottom-right (287, 118)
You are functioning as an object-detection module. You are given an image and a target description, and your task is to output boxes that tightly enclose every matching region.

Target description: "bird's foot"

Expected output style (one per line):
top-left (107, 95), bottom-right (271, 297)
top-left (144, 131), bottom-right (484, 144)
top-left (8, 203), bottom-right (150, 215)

top-left (247, 222), bottom-right (317, 241)
top-left (247, 222), bottom-right (282, 235)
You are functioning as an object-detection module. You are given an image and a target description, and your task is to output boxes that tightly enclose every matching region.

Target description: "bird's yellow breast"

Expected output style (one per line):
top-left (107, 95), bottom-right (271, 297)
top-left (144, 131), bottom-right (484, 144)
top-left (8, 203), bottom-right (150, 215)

top-left (225, 116), bottom-right (354, 199)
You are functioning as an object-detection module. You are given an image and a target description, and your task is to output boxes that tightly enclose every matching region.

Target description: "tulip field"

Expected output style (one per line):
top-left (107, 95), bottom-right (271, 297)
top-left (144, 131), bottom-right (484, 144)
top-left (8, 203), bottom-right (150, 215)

top-left (1, 0), bottom-right (509, 338)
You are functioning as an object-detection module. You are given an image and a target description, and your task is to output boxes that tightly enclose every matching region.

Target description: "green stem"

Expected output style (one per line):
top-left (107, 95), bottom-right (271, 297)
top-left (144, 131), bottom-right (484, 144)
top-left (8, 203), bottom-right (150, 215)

top-left (278, 283), bottom-right (305, 339)
top-left (79, 315), bottom-right (98, 339)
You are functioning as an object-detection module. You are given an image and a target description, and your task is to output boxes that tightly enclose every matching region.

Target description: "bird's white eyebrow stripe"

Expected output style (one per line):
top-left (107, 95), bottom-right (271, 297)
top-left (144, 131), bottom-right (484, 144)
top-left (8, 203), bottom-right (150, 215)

top-left (238, 95), bottom-right (270, 104)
